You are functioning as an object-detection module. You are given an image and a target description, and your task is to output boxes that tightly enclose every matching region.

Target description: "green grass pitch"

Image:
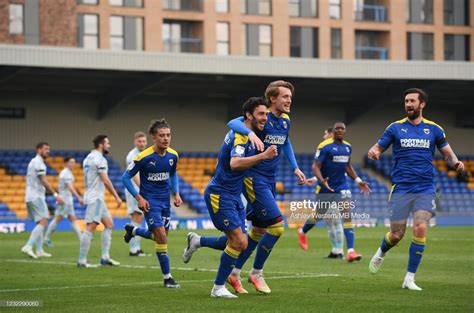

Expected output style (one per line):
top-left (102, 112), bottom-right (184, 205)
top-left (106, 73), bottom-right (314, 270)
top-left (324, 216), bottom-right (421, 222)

top-left (1, 227), bottom-right (473, 312)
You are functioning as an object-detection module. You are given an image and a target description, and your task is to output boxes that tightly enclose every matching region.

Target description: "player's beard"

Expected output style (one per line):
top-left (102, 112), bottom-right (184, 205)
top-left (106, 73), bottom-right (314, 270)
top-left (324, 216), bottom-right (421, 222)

top-left (406, 107), bottom-right (421, 120)
top-left (103, 149), bottom-right (109, 155)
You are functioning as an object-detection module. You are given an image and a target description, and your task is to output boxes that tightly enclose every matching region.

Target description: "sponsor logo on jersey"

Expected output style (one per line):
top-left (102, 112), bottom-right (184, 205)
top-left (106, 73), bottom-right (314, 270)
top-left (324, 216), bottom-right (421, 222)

top-left (147, 172), bottom-right (170, 181)
top-left (332, 155), bottom-right (350, 163)
top-left (264, 134), bottom-right (286, 145)
top-left (400, 138), bottom-right (431, 148)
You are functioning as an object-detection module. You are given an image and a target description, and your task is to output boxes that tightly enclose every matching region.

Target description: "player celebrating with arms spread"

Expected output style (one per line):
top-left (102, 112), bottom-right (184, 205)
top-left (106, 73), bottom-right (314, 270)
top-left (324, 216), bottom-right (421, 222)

top-left (122, 119), bottom-right (182, 288)
top-left (368, 88), bottom-right (465, 290)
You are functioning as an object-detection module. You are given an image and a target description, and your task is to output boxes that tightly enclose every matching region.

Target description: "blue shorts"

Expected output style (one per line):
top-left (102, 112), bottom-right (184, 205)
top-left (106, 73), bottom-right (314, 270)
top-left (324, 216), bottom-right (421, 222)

top-left (389, 182), bottom-right (436, 221)
top-left (205, 186), bottom-right (247, 233)
top-left (144, 199), bottom-right (171, 231)
top-left (243, 177), bottom-right (283, 228)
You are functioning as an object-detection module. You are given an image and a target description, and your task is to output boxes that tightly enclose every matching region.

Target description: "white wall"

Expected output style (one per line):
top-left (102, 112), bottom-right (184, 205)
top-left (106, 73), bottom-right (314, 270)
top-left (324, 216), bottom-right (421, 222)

top-left (1, 92), bottom-right (472, 167)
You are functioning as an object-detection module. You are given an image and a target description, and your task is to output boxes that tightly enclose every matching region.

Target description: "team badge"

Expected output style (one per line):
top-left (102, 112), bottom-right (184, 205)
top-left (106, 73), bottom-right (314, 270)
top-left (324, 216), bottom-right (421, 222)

top-left (127, 162), bottom-right (135, 171)
top-left (282, 121), bottom-right (287, 129)
top-left (261, 209), bottom-right (267, 216)
top-left (424, 128), bottom-right (430, 135)
top-left (169, 159), bottom-right (174, 166)
top-left (149, 219), bottom-right (154, 225)
top-left (223, 219), bottom-right (229, 227)
top-left (346, 147), bottom-right (350, 153)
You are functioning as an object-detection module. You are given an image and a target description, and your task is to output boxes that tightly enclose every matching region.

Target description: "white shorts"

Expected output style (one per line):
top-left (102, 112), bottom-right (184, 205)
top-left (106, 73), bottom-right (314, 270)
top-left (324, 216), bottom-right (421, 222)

top-left (126, 193), bottom-right (142, 215)
top-left (55, 201), bottom-right (75, 218)
top-left (26, 198), bottom-right (49, 222)
top-left (85, 199), bottom-right (111, 224)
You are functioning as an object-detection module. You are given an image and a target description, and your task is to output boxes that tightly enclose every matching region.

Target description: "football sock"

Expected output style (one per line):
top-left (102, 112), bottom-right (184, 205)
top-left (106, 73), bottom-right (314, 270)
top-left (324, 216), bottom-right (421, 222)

top-left (235, 229), bottom-right (262, 269)
top-left (71, 222), bottom-right (82, 240)
top-left (44, 219), bottom-right (57, 241)
top-left (407, 236), bottom-right (426, 274)
top-left (343, 222), bottom-right (355, 251)
top-left (135, 227), bottom-right (154, 240)
top-left (79, 230), bottom-right (93, 262)
top-left (156, 243), bottom-right (170, 276)
top-left (101, 228), bottom-right (112, 259)
top-left (200, 236), bottom-right (227, 250)
top-left (253, 225), bottom-right (284, 270)
top-left (34, 224), bottom-right (45, 253)
top-left (129, 221), bottom-right (142, 253)
top-left (380, 231), bottom-right (396, 255)
top-left (215, 245), bottom-right (240, 285)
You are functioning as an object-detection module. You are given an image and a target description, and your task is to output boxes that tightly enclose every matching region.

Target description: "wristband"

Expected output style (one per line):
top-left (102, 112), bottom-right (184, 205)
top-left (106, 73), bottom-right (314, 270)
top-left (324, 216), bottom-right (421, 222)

top-left (354, 177), bottom-right (362, 184)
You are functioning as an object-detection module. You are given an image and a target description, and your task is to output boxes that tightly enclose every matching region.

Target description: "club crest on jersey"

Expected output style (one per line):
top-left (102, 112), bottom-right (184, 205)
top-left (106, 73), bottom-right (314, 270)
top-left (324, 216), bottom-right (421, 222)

top-left (424, 128), bottom-right (430, 135)
top-left (282, 120), bottom-right (287, 129)
top-left (169, 159), bottom-right (174, 166)
top-left (346, 147), bottom-right (350, 153)
top-left (149, 219), bottom-right (154, 225)
top-left (223, 219), bottom-right (229, 227)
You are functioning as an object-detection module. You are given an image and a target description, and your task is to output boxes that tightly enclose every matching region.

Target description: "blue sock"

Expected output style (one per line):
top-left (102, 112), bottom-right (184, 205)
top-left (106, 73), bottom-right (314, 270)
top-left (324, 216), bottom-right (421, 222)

top-left (302, 219), bottom-right (316, 234)
top-left (135, 227), bottom-right (153, 240)
top-left (407, 237), bottom-right (426, 273)
top-left (200, 236), bottom-right (227, 250)
top-left (155, 243), bottom-right (170, 275)
top-left (235, 230), bottom-right (262, 269)
top-left (343, 223), bottom-right (355, 250)
top-left (215, 246), bottom-right (240, 285)
top-left (253, 225), bottom-right (283, 270)
top-left (380, 232), bottom-right (396, 253)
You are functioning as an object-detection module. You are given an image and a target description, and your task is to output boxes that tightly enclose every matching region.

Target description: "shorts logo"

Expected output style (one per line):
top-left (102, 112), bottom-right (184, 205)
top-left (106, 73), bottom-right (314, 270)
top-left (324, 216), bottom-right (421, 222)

top-left (223, 219), bottom-right (229, 227)
top-left (261, 209), bottom-right (267, 216)
top-left (424, 128), bottom-right (430, 135)
top-left (169, 159), bottom-right (174, 166)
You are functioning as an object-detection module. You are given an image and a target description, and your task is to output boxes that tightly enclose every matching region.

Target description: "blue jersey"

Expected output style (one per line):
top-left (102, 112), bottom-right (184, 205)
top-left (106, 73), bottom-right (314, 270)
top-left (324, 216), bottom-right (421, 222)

top-left (377, 118), bottom-right (448, 184)
top-left (315, 138), bottom-right (352, 191)
top-left (208, 130), bottom-right (255, 196)
top-left (248, 112), bottom-right (291, 183)
top-left (126, 146), bottom-right (179, 202)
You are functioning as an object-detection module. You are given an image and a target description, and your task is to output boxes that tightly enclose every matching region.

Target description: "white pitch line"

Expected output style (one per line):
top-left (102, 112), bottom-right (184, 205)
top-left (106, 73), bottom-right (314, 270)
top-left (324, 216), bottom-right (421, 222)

top-left (4, 259), bottom-right (336, 276)
top-left (0, 274), bottom-right (338, 293)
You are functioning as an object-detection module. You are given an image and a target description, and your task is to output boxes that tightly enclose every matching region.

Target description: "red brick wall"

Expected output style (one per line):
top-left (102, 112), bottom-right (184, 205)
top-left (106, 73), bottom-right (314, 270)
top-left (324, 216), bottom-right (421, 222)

top-left (0, 0), bottom-right (25, 44)
top-left (40, 0), bottom-right (77, 46)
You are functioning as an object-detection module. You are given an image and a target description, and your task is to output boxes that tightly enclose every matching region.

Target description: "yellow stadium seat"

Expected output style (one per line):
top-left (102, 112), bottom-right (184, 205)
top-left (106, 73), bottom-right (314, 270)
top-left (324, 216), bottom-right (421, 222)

top-left (447, 171), bottom-right (457, 178)
top-left (0, 168), bottom-right (6, 175)
top-left (12, 176), bottom-right (25, 182)
top-left (1, 195), bottom-right (14, 202)
top-left (12, 195), bottom-right (24, 203)
top-left (467, 182), bottom-right (474, 190)
top-left (0, 175), bottom-right (12, 182)
top-left (276, 182), bottom-right (285, 194)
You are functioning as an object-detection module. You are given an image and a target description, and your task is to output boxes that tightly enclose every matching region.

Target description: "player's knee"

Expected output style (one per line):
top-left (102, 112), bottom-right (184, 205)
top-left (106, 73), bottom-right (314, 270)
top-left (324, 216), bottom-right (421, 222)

top-left (390, 231), bottom-right (404, 244)
top-left (413, 223), bottom-right (427, 237)
top-left (267, 223), bottom-right (284, 237)
top-left (39, 219), bottom-right (48, 227)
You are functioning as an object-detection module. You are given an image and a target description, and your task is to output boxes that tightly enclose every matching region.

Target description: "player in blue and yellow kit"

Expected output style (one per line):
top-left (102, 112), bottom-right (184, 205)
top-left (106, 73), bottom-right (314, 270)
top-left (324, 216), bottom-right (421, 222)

top-left (122, 119), bottom-right (182, 288)
top-left (224, 80), bottom-right (306, 294)
top-left (182, 97), bottom-right (277, 298)
top-left (298, 122), bottom-right (371, 261)
top-left (368, 88), bottom-right (465, 290)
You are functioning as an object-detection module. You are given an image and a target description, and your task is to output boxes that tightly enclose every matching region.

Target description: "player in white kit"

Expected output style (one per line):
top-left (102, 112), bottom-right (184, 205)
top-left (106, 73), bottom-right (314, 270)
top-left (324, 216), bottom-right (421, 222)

top-left (77, 135), bottom-right (122, 267)
top-left (44, 156), bottom-right (84, 247)
top-left (125, 132), bottom-right (148, 256)
top-left (21, 142), bottom-right (64, 259)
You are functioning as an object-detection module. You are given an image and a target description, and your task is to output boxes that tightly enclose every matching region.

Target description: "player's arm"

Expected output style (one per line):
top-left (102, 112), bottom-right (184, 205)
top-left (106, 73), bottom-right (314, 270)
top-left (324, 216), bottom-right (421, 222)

top-left (66, 182), bottom-right (83, 205)
top-left (368, 125), bottom-right (394, 160)
top-left (99, 172), bottom-right (121, 207)
top-left (312, 160), bottom-right (334, 192)
top-left (38, 170), bottom-right (64, 205)
top-left (282, 137), bottom-right (305, 185)
top-left (122, 159), bottom-right (149, 211)
top-left (169, 157), bottom-right (182, 207)
top-left (346, 161), bottom-right (371, 194)
top-left (439, 144), bottom-right (465, 172)
top-left (227, 116), bottom-right (264, 151)
top-left (230, 145), bottom-right (278, 171)
top-left (305, 161), bottom-right (318, 186)
top-left (132, 174), bottom-right (140, 188)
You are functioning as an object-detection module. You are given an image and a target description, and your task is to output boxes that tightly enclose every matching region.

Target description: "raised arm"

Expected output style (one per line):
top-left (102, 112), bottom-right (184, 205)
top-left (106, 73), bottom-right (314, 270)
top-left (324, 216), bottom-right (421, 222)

top-left (228, 116), bottom-right (264, 151)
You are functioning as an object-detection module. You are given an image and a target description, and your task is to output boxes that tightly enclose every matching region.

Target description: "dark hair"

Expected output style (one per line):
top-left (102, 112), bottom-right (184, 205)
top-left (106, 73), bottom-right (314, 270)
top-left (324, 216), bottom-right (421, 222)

top-left (242, 97), bottom-right (269, 119)
top-left (404, 88), bottom-right (428, 104)
top-left (64, 156), bottom-right (74, 163)
top-left (264, 80), bottom-right (295, 102)
top-left (333, 121), bottom-right (345, 128)
top-left (36, 142), bottom-right (49, 150)
top-left (148, 118), bottom-right (170, 135)
top-left (326, 127), bottom-right (333, 133)
top-left (93, 135), bottom-right (108, 148)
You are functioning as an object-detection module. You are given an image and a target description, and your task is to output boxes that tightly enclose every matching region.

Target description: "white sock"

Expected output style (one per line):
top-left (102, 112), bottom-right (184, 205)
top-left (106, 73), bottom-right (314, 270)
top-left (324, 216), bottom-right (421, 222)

top-left (34, 224), bottom-right (45, 253)
top-left (163, 273), bottom-right (171, 279)
top-left (44, 219), bottom-right (57, 241)
top-left (71, 222), bottom-right (82, 240)
top-left (231, 268), bottom-right (241, 278)
top-left (375, 247), bottom-right (386, 258)
top-left (335, 222), bottom-right (344, 251)
top-left (79, 231), bottom-right (93, 263)
top-left (213, 284), bottom-right (225, 290)
top-left (26, 224), bottom-right (43, 248)
top-left (130, 221), bottom-right (141, 253)
top-left (101, 228), bottom-right (112, 259)
top-left (405, 272), bottom-right (415, 280)
top-left (251, 268), bottom-right (262, 275)
top-left (347, 248), bottom-right (354, 253)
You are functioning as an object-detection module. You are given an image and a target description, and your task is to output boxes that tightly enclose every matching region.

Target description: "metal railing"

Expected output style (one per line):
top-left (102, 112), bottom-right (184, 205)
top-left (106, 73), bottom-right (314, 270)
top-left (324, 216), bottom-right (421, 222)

top-left (354, 4), bottom-right (387, 22)
top-left (163, 38), bottom-right (203, 53)
top-left (355, 46), bottom-right (388, 60)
